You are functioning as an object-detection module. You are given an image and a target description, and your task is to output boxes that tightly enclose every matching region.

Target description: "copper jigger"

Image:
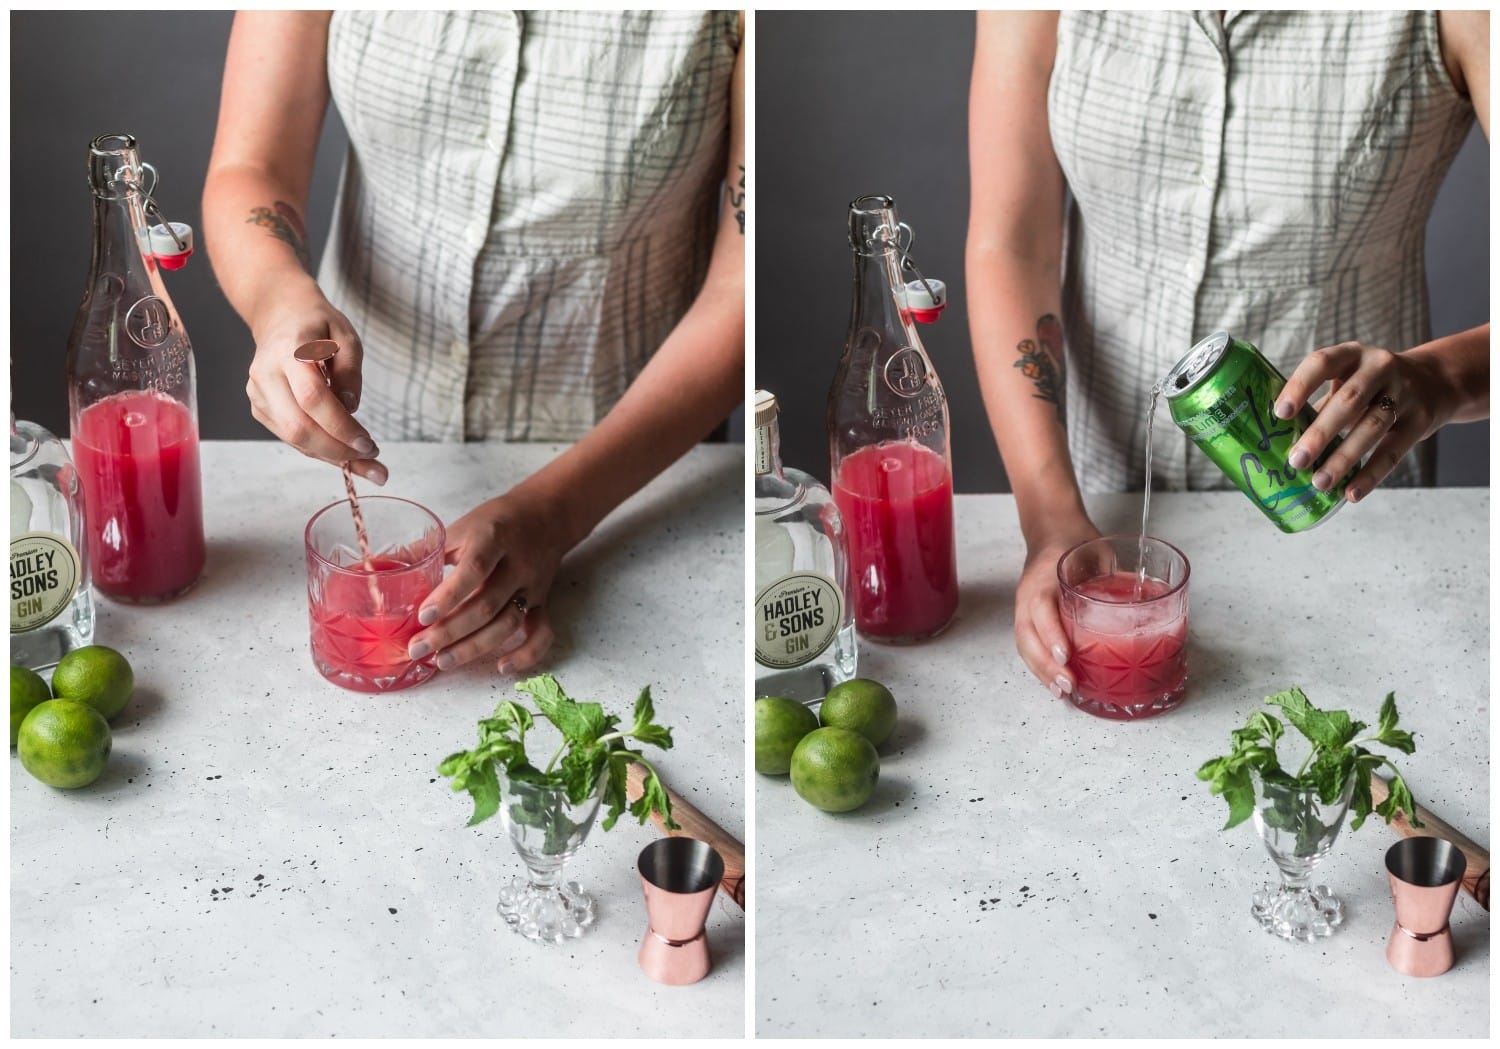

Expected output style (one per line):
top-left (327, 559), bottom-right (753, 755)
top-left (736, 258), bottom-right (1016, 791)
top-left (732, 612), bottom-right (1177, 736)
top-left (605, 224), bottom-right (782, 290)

top-left (1385, 837), bottom-right (1467, 977)
top-left (637, 837), bottom-right (724, 986)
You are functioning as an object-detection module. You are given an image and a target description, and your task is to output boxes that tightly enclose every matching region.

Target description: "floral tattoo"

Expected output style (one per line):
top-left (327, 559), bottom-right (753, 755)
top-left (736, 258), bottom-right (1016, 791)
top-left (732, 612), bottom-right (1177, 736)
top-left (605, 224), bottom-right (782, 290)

top-left (1014, 314), bottom-right (1065, 425)
top-left (729, 165), bottom-right (745, 235)
top-left (247, 201), bottom-right (311, 271)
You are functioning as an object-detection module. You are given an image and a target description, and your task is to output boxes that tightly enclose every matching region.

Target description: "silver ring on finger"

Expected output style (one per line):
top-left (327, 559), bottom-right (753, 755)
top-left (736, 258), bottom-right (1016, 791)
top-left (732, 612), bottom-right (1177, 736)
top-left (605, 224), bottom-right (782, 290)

top-left (510, 593), bottom-right (528, 615)
top-left (1372, 393), bottom-right (1397, 415)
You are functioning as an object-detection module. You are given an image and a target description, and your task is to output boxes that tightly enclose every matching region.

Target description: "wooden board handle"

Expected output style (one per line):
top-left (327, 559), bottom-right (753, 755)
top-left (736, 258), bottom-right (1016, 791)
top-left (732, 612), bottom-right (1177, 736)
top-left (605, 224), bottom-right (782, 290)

top-left (1371, 775), bottom-right (1489, 910)
top-left (625, 762), bottom-right (745, 910)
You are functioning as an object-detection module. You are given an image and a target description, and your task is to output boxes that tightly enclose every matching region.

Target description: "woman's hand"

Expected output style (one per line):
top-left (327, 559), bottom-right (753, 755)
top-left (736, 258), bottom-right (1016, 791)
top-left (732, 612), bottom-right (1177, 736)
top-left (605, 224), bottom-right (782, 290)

top-left (1275, 341), bottom-right (1461, 504)
top-left (1015, 516), bottom-right (1102, 700)
top-left (245, 278), bottom-right (385, 484)
top-left (405, 488), bottom-right (574, 676)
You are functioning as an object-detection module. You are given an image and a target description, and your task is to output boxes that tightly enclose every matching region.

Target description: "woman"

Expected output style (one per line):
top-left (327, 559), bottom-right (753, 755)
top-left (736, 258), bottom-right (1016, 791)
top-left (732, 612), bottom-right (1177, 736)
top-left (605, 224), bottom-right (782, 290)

top-left (203, 11), bottom-right (744, 676)
top-left (966, 11), bottom-right (1488, 698)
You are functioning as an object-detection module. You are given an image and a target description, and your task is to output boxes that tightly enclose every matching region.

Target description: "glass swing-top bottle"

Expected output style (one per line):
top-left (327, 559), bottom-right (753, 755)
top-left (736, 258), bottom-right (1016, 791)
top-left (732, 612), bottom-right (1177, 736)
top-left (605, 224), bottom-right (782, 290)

top-left (65, 133), bottom-right (206, 604)
top-left (754, 389), bottom-right (857, 703)
top-left (827, 194), bottom-right (959, 643)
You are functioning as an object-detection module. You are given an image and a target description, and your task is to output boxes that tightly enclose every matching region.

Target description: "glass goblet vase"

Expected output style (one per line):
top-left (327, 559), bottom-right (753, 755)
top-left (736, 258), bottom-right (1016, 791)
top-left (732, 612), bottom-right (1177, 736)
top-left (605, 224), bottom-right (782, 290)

top-left (496, 773), bottom-right (606, 944)
top-left (1250, 773), bottom-right (1355, 942)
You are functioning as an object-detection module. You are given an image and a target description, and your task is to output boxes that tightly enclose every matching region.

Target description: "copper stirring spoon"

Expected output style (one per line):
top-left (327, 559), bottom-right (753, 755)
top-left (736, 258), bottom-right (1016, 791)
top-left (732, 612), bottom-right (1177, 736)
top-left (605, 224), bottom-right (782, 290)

top-left (295, 340), bottom-right (381, 608)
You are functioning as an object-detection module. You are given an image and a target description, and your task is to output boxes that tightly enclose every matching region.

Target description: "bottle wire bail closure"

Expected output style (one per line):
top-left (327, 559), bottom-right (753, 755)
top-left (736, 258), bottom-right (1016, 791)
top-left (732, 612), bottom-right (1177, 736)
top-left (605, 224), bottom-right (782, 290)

top-left (893, 222), bottom-right (946, 324)
top-left (131, 161), bottom-right (194, 270)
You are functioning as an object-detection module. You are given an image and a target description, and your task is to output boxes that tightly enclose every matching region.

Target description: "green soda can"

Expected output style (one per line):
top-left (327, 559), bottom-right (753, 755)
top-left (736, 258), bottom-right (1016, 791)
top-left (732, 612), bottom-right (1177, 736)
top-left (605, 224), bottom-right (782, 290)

top-left (1164, 330), bottom-right (1352, 533)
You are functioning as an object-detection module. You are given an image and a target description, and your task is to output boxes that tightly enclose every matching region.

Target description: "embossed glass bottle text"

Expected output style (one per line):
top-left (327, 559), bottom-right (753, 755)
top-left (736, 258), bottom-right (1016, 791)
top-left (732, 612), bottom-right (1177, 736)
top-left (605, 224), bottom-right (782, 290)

top-left (826, 195), bottom-right (958, 643)
top-left (65, 134), bottom-right (205, 603)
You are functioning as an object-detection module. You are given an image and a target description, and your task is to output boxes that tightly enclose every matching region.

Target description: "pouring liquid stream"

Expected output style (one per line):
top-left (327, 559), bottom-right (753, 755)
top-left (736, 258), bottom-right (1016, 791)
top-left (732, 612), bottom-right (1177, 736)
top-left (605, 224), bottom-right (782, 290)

top-left (1137, 383), bottom-right (1162, 598)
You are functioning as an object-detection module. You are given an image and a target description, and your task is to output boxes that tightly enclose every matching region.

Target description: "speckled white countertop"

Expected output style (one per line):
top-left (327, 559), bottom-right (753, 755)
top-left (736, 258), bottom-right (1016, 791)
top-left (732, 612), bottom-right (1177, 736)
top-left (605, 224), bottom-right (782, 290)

top-left (12, 441), bottom-right (745, 1038)
top-left (756, 489), bottom-right (1488, 1039)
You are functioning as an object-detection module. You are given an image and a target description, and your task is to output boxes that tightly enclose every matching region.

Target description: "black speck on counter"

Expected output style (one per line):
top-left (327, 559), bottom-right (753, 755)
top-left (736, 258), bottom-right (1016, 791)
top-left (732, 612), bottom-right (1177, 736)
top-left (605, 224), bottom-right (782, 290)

top-left (388, 907), bottom-right (398, 914)
top-left (254, 874), bottom-right (265, 882)
top-left (1149, 913), bottom-right (1158, 920)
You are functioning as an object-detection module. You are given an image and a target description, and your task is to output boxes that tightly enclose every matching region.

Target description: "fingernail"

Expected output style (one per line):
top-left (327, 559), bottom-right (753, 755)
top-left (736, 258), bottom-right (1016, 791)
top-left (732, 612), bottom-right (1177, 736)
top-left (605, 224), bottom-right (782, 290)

top-left (1049, 682), bottom-right (1063, 699)
top-left (1312, 470), bottom-right (1332, 491)
top-left (1274, 400), bottom-right (1294, 420)
top-left (352, 436), bottom-right (376, 456)
top-left (418, 606), bottom-right (439, 626)
top-left (1053, 674), bottom-right (1072, 696)
top-left (341, 391), bottom-right (358, 410)
top-left (408, 640), bottom-right (431, 660)
top-left (1287, 447), bottom-right (1311, 470)
top-left (1051, 644), bottom-right (1068, 665)
top-left (436, 651), bottom-right (456, 671)
top-left (365, 463), bottom-right (388, 487)
top-left (497, 661), bottom-right (513, 676)
top-left (1346, 486), bottom-right (1363, 504)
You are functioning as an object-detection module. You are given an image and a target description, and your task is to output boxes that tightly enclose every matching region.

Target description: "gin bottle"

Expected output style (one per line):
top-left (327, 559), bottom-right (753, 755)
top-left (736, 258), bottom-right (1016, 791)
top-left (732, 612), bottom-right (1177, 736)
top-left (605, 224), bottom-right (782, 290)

top-left (11, 416), bottom-right (95, 671)
top-left (754, 389), bottom-right (856, 702)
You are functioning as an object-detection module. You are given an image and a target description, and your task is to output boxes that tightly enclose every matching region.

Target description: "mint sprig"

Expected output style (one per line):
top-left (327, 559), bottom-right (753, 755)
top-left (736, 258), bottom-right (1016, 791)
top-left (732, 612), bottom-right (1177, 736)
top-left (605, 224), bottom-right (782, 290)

top-left (1197, 687), bottom-right (1422, 833)
top-left (438, 674), bottom-right (679, 832)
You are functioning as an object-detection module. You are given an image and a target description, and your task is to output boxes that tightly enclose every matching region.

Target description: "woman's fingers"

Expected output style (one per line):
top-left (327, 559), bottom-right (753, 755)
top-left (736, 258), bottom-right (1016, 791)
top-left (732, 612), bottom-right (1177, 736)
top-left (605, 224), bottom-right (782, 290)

top-left (496, 610), bottom-right (556, 675)
top-left (1016, 590), bottom-right (1072, 698)
top-left (1302, 390), bottom-right (1400, 492)
top-left (1282, 344), bottom-right (1402, 485)
top-left (1276, 343), bottom-right (1359, 419)
top-left (419, 537), bottom-right (505, 629)
top-left (325, 325), bottom-right (365, 413)
top-left (411, 563), bottom-right (527, 666)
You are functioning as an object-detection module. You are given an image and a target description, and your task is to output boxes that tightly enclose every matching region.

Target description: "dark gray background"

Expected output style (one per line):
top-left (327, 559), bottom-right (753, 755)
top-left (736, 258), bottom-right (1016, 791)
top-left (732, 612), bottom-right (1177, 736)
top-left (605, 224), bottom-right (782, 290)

top-left (12, 11), bottom-right (351, 440)
top-left (756, 11), bottom-right (1490, 492)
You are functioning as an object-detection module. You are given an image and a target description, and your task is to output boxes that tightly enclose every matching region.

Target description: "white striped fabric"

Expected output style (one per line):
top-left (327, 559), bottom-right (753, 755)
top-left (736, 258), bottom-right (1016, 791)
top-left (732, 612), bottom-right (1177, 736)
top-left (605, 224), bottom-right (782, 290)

top-left (1048, 11), bottom-right (1474, 491)
top-left (320, 10), bottom-right (738, 441)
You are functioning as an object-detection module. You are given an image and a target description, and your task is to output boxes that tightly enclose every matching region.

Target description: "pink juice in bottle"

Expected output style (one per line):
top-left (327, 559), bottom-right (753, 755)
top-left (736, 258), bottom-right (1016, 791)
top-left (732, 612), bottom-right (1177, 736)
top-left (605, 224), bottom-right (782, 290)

top-left (1066, 571), bottom-right (1187, 719)
top-left (832, 440), bottom-right (959, 642)
top-left (72, 390), bottom-right (206, 603)
top-left (308, 556), bottom-right (435, 693)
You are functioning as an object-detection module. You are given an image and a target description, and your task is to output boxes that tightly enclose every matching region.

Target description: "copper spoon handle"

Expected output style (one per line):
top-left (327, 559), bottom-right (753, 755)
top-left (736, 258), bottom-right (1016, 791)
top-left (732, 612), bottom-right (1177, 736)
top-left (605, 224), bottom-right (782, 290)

top-left (1372, 774), bottom-right (1489, 910)
top-left (625, 761), bottom-right (745, 910)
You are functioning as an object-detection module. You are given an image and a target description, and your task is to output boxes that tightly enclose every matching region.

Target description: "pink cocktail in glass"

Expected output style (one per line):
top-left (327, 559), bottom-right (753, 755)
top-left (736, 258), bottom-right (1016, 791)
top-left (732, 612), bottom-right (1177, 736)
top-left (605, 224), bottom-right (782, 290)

top-left (305, 497), bottom-right (445, 692)
top-left (1058, 535), bottom-right (1189, 720)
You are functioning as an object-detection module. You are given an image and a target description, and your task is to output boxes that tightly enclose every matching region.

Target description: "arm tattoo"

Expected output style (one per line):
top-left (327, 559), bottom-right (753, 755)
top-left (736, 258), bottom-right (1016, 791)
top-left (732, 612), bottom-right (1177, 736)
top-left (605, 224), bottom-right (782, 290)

top-left (729, 165), bottom-right (745, 235)
top-left (247, 201), bottom-right (311, 270)
top-left (1014, 313), bottom-right (1066, 425)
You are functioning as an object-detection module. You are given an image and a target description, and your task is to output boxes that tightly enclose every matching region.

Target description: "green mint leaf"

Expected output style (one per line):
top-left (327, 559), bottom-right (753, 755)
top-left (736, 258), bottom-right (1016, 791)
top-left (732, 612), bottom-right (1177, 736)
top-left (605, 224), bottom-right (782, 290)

top-left (1375, 767), bottom-right (1424, 829)
top-left (1372, 693), bottom-right (1416, 754)
top-left (631, 723), bottom-right (675, 750)
top-left (600, 751), bottom-right (631, 831)
top-left (459, 759), bottom-right (501, 827)
top-left (1218, 766), bottom-right (1256, 831)
top-left (518, 674), bottom-right (615, 745)
top-left (1306, 748), bottom-right (1354, 805)
top-left (1377, 691), bottom-right (1398, 734)
top-left (1266, 687), bottom-right (1357, 750)
top-left (559, 740), bottom-right (608, 807)
top-left (631, 685), bottom-right (656, 734)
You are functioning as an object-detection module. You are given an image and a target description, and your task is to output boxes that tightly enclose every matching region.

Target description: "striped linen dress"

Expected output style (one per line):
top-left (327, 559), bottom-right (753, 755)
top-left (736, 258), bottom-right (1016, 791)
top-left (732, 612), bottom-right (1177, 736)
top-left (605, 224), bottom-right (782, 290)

top-left (1048, 11), bottom-right (1475, 492)
top-left (320, 10), bottom-right (738, 442)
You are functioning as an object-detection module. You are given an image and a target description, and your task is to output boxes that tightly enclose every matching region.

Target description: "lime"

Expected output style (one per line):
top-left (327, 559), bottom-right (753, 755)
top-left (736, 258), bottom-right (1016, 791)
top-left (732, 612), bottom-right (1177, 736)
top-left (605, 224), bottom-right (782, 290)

top-left (820, 678), bottom-right (898, 748)
top-left (755, 696), bottom-right (820, 775)
top-left (11, 665), bottom-right (53, 748)
top-left (51, 645), bottom-right (134, 722)
top-left (17, 699), bottom-right (112, 789)
top-left (790, 726), bottom-right (880, 813)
